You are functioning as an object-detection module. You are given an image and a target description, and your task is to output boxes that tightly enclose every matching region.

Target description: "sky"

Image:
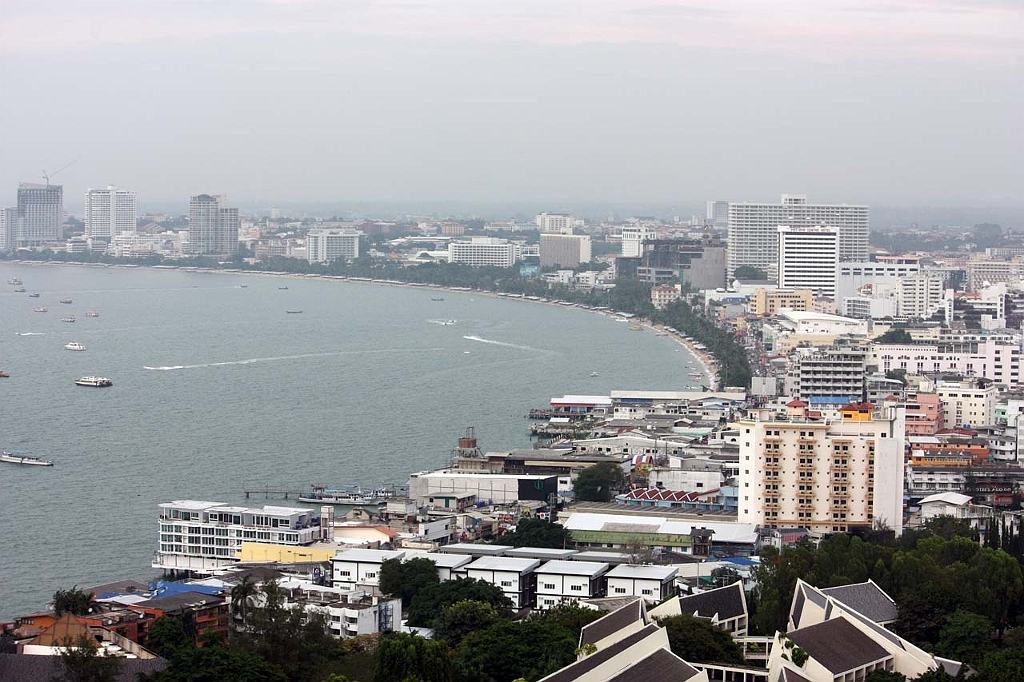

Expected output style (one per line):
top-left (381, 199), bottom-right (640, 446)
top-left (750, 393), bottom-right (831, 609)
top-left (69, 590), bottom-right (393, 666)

top-left (0, 0), bottom-right (1021, 213)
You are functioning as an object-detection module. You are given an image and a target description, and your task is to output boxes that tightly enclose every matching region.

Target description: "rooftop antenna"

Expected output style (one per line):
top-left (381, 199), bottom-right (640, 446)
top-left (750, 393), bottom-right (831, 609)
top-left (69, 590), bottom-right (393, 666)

top-left (42, 160), bottom-right (77, 187)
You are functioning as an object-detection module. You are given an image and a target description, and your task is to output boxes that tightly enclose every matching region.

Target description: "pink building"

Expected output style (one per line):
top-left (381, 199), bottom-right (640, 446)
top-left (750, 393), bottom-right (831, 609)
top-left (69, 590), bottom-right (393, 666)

top-left (905, 393), bottom-right (944, 435)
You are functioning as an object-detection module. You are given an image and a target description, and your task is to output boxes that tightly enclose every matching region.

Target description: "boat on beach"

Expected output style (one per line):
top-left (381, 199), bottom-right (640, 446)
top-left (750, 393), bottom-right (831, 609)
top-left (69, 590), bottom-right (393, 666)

top-left (75, 376), bottom-right (112, 387)
top-left (1, 451), bottom-right (53, 467)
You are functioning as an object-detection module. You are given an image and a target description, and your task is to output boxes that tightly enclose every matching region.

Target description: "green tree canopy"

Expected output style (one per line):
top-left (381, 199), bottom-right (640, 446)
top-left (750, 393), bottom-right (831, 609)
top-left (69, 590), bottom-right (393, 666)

top-left (141, 643), bottom-right (288, 682)
top-left (56, 633), bottom-right (123, 682)
top-left (379, 558), bottom-right (440, 608)
top-left (452, 617), bottom-right (579, 682)
top-left (53, 586), bottom-right (98, 617)
top-left (374, 633), bottom-right (452, 682)
top-left (432, 600), bottom-right (509, 647)
top-left (498, 517), bottom-right (572, 549)
top-left (733, 266), bottom-right (768, 280)
top-left (876, 328), bottom-right (913, 344)
top-left (657, 614), bottom-right (745, 665)
top-left (936, 610), bottom-right (995, 665)
top-left (406, 578), bottom-right (512, 628)
top-left (148, 616), bottom-right (192, 657)
top-left (573, 461), bottom-right (626, 502)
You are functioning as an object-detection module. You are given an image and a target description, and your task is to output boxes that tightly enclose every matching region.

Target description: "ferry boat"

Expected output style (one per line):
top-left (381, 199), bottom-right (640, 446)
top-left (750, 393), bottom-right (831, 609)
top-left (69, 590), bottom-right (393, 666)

top-left (65, 342), bottom-right (86, 351)
top-left (0, 451), bottom-right (53, 467)
top-left (431, 297), bottom-right (445, 302)
top-left (7, 278), bottom-right (23, 285)
top-left (75, 376), bottom-right (112, 387)
top-left (61, 316), bottom-right (76, 323)
top-left (84, 311), bottom-right (100, 317)
top-left (298, 484), bottom-right (392, 506)
top-left (28, 293), bottom-right (40, 298)
top-left (60, 299), bottom-right (73, 304)
top-left (33, 307), bottom-right (48, 313)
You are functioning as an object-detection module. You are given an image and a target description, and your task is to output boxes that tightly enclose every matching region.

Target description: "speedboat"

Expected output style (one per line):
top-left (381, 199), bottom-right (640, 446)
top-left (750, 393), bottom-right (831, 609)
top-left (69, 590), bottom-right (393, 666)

top-left (84, 311), bottom-right (100, 317)
top-left (60, 299), bottom-right (72, 304)
top-left (33, 307), bottom-right (48, 313)
top-left (61, 316), bottom-right (76, 323)
top-left (1, 451), bottom-right (53, 467)
top-left (590, 371), bottom-right (600, 377)
top-left (14, 288), bottom-right (26, 293)
top-left (65, 342), bottom-right (86, 351)
top-left (75, 376), bottom-right (112, 387)
top-left (0, 371), bottom-right (9, 378)
top-left (7, 278), bottom-right (23, 285)
top-left (28, 293), bottom-right (40, 298)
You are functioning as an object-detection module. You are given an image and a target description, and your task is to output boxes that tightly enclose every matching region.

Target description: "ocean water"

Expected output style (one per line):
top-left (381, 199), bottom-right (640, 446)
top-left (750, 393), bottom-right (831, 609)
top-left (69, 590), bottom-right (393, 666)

top-left (0, 262), bottom-right (702, 619)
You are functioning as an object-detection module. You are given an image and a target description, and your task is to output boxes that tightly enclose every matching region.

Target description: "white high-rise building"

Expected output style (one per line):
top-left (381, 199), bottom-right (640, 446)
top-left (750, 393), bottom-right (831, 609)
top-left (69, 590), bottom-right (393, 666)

top-left (706, 200), bottom-right (729, 227)
top-left (728, 194), bottom-right (868, 279)
top-left (620, 226), bottom-right (656, 258)
top-left (307, 229), bottom-right (364, 264)
top-left (738, 401), bottom-right (906, 535)
top-left (535, 212), bottom-right (575, 234)
top-left (777, 225), bottom-right (839, 299)
top-left (84, 186), bottom-right (137, 238)
top-left (15, 183), bottom-right (63, 246)
top-left (897, 274), bottom-right (945, 319)
top-left (186, 194), bottom-right (239, 257)
top-left (448, 237), bottom-right (517, 267)
top-left (0, 207), bottom-right (15, 250)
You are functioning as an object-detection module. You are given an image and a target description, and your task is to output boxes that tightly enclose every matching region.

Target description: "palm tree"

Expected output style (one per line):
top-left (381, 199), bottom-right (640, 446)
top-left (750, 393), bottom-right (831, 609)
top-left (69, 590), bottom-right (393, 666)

top-left (230, 575), bottom-right (257, 632)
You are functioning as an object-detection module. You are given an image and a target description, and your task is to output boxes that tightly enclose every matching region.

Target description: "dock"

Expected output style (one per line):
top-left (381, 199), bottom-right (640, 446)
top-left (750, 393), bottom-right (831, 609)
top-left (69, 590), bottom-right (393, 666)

top-left (243, 487), bottom-right (305, 500)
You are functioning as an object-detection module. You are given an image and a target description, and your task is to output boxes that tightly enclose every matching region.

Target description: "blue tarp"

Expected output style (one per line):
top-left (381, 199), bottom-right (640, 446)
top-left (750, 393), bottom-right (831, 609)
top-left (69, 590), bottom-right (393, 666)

top-left (149, 581), bottom-right (226, 598)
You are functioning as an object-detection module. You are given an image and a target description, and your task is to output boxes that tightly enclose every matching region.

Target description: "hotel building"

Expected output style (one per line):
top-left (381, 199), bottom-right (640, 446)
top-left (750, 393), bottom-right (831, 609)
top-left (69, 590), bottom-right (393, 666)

top-left (307, 229), bottom-right (364, 264)
top-left (84, 186), bottom-right (137, 239)
top-left (187, 194), bottom-right (239, 257)
top-left (448, 237), bottom-right (517, 267)
top-left (777, 225), bottom-right (839, 299)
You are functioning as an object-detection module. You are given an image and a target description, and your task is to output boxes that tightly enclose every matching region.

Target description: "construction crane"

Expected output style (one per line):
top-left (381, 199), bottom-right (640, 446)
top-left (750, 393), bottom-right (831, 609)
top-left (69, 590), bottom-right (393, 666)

top-left (42, 160), bottom-right (76, 186)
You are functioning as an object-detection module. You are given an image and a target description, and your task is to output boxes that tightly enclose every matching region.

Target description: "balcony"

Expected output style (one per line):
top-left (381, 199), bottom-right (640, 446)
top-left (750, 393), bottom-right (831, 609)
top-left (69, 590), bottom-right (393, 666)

top-left (797, 462), bottom-right (815, 471)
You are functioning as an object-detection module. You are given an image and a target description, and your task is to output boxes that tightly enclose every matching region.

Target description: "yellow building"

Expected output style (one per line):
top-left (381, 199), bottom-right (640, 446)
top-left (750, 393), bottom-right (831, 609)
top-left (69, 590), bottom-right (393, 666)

top-left (751, 288), bottom-right (814, 316)
top-left (239, 542), bottom-right (336, 564)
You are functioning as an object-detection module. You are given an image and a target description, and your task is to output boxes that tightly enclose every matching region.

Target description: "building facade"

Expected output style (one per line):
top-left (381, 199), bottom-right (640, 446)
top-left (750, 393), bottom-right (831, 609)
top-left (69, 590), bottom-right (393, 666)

top-left (307, 229), bottom-right (364, 264)
top-left (897, 274), bottom-right (945, 319)
top-left (15, 183), bottom-right (63, 246)
top-left (634, 239), bottom-right (727, 290)
top-left (727, 194), bottom-right (869, 279)
top-left (534, 212), bottom-right (575, 234)
top-left (750, 288), bottom-right (814, 316)
top-left (791, 347), bottom-right (868, 401)
top-left (738, 401), bottom-right (906, 534)
top-left (447, 237), bottom-right (517, 267)
top-left (777, 225), bottom-right (838, 298)
top-left (187, 194), bottom-right (239, 256)
top-left (84, 186), bottom-right (137, 239)
top-left (540, 233), bottom-right (592, 268)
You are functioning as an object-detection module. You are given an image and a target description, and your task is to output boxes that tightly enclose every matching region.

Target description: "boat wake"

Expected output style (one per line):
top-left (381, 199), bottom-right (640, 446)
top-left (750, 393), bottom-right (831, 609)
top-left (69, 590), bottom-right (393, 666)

top-left (427, 319), bottom-right (457, 326)
top-left (16, 332), bottom-right (45, 336)
top-left (143, 348), bottom-right (446, 371)
top-left (462, 335), bottom-right (541, 352)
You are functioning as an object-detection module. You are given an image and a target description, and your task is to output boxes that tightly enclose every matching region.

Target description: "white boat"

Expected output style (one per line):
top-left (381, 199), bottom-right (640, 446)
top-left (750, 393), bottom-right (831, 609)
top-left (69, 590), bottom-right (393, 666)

top-left (298, 485), bottom-right (392, 505)
top-left (61, 316), bottom-right (76, 323)
top-left (33, 307), bottom-right (48, 313)
top-left (65, 342), bottom-right (86, 351)
top-left (84, 311), bottom-right (100, 317)
top-left (75, 376), bottom-right (112, 387)
top-left (1, 451), bottom-right (53, 467)
top-left (7, 278), bottom-right (23, 285)
top-left (590, 371), bottom-right (600, 377)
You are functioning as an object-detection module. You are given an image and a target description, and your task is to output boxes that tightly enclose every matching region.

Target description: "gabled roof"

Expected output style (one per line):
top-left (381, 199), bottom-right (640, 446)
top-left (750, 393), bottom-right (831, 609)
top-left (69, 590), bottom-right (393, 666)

top-left (603, 647), bottom-right (702, 682)
top-left (777, 666), bottom-right (814, 682)
top-left (29, 613), bottom-right (91, 646)
top-left (676, 581), bottom-right (747, 621)
top-left (0, 652), bottom-right (166, 682)
top-left (579, 598), bottom-right (645, 648)
top-left (543, 624), bottom-right (662, 682)
top-left (820, 580), bottom-right (898, 625)
top-left (787, 617), bottom-right (891, 675)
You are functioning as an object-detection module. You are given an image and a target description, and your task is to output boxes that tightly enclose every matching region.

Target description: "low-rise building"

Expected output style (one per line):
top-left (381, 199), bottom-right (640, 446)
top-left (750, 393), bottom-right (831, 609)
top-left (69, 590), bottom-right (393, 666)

top-left (649, 581), bottom-right (748, 636)
top-left (464, 556), bottom-right (541, 608)
top-left (604, 565), bottom-right (678, 603)
top-left (534, 560), bottom-right (610, 609)
top-left (331, 548), bottom-right (405, 591)
top-left (750, 288), bottom-right (814, 316)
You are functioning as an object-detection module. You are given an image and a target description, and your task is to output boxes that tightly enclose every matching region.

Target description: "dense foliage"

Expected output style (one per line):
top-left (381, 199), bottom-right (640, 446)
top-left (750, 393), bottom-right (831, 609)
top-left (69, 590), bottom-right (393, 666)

top-left (405, 578), bottom-right (513, 628)
top-left (572, 461), bottom-right (626, 502)
top-left (657, 614), bottom-right (745, 665)
top-left (652, 299), bottom-right (752, 387)
top-left (52, 586), bottom-right (98, 617)
top-left (379, 558), bottom-right (440, 608)
top-left (498, 517), bottom-right (573, 549)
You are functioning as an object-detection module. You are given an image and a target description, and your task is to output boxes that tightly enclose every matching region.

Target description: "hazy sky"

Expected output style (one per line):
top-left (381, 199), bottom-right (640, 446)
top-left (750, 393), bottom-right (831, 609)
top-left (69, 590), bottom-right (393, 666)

top-left (1, 0), bottom-right (1021, 210)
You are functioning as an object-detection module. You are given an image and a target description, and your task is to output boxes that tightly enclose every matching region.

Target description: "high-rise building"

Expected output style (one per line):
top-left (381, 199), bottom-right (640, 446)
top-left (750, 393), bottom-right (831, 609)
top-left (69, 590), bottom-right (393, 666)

top-left (84, 186), bottom-right (137, 239)
top-left (448, 237), bottom-right (517, 267)
top-left (307, 229), bottom-right (364, 264)
top-left (727, 194), bottom-right (868, 279)
top-left (777, 225), bottom-right (839, 299)
top-left (540, 233), bottom-right (592, 268)
top-left (534, 212), bottom-right (575, 234)
top-left (0, 207), bottom-right (15, 250)
top-left (706, 200), bottom-right (729, 227)
top-left (897, 274), bottom-right (945, 319)
top-left (15, 183), bottom-right (63, 246)
top-left (187, 194), bottom-right (239, 257)
top-left (738, 400), bottom-right (906, 535)
top-left (631, 239), bottom-right (727, 289)
top-left (620, 226), bottom-right (656, 258)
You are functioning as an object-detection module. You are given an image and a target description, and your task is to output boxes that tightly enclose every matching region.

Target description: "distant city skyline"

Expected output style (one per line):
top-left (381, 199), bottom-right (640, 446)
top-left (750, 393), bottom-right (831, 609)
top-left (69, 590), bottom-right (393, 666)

top-left (1, 1), bottom-right (1020, 207)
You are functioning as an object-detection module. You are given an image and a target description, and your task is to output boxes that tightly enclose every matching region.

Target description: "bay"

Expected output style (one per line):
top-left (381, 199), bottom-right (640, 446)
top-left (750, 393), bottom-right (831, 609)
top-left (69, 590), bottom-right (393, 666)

top-left (0, 262), bottom-right (701, 619)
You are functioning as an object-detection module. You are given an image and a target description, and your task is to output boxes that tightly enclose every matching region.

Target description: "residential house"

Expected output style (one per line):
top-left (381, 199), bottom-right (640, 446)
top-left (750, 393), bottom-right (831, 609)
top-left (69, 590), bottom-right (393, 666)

top-left (463, 556), bottom-right (541, 609)
top-left (604, 565), bottom-right (678, 603)
top-left (534, 561), bottom-right (610, 609)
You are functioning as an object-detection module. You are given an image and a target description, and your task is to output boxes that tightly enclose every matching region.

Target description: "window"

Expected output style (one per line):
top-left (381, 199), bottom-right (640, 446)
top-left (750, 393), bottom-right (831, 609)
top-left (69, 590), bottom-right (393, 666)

top-left (614, 587), bottom-right (626, 594)
top-left (501, 580), bottom-right (513, 588)
top-left (542, 583), bottom-right (556, 590)
top-left (641, 589), bottom-right (653, 595)
top-left (570, 585), bottom-right (582, 591)
top-left (337, 570), bottom-right (351, 577)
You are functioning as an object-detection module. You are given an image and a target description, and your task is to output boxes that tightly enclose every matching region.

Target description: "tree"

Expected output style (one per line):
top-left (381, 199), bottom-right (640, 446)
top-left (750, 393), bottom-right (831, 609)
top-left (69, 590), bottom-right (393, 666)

top-left (864, 671), bottom-right (906, 682)
top-left (140, 644), bottom-right (288, 682)
top-left (733, 266), bottom-right (768, 280)
top-left (53, 587), bottom-right (97, 617)
top-left (573, 461), bottom-right (625, 502)
top-left (877, 328), bottom-right (913, 344)
top-left (432, 600), bottom-right (508, 647)
top-left (374, 633), bottom-right (452, 682)
top-left (379, 558), bottom-right (439, 608)
top-left (148, 616), bottom-right (192, 657)
top-left (55, 633), bottom-right (123, 682)
top-left (935, 610), bottom-right (994, 665)
top-left (231, 575), bottom-right (259, 631)
top-left (498, 517), bottom-right (572, 549)
top-left (658, 614), bottom-right (744, 665)
top-left (406, 578), bottom-right (512, 628)
top-left (452, 618), bottom-right (578, 682)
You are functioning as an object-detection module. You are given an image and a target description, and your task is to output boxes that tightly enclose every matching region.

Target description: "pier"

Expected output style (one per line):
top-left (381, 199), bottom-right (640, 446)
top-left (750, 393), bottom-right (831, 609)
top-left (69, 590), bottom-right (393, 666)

top-left (243, 487), bottom-right (305, 500)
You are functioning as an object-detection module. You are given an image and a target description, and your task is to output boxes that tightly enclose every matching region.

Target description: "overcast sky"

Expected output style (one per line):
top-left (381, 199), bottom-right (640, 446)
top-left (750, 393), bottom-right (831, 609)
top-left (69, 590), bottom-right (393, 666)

top-left (1, 0), bottom-right (1021, 211)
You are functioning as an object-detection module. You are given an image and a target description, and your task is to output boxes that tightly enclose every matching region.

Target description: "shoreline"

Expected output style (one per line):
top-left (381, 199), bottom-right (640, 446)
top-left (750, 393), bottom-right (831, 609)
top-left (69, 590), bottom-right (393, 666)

top-left (4, 258), bottom-right (714, 389)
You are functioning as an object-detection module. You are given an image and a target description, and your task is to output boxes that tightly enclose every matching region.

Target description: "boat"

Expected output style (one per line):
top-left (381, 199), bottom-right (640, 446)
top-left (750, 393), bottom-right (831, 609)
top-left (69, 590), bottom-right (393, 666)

top-left (61, 316), bottom-right (76, 323)
top-left (1, 451), bottom-right (53, 467)
top-left (84, 311), bottom-right (100, 317)
top-left (298, 484), bottom-right (393, 505)
top-left (75, 376), bottom-right (112, 387)
top-left (28, 293), bottom-right (40, 298)
top-left (689, 372), bottom-right (703, 378)
top-left (59, 299), bottom-right (72, 304)
top-left (14, 287), bottom-right (26, 293)
top-left (431, 297), bottom-right (445, 302)
top-left (278, 286), bottom-right (289, 290)
top-left (628, 325), bottom-right (644, 331)
top-left (286, 310), bottom-right (303, 314)
top-left (0, 371), bottom-right (9, 378)
top-left (65, 342), bottom-right (87, 351)
top-left (7, 278), bottom-right (23, 285)
top-left (590, 371), bottom-right (600, 377)
top-left (33, 307), bottom-right (48, 313)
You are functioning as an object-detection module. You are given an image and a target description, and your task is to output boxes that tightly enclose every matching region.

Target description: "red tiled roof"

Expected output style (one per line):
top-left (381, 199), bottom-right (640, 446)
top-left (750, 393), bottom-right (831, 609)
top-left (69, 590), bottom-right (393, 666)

top-left (787, 400), bottom-right (808, 407)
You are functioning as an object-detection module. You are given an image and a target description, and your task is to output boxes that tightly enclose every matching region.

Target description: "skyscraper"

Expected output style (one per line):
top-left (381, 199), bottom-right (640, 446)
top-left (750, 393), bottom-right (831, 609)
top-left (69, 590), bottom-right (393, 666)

top-left (84, 186), bottom-right (137, 239)
top-left (540, 233), bottom-right (592, 268)
top-left (15, 183), bottom-right (63, 246)
top-left (777, 225), bottom-right (839, 298)
top-left (187, 194), bottom-right (239, 256)
top-left (727, 194), bottom-right (868, 279)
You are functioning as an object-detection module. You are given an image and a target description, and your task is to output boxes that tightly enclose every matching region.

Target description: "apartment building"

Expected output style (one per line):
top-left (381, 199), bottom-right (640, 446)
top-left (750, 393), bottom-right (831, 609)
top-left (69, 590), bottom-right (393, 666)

top-left (447, 237), bottom-right (517, 267)
top-left (836, 257), bottom-right (921, 303)
top-left (738, 401), bottom-right (906, 534)
top-left (535, 212), bottom-right (576, 234)
top-left (84, 186), bottom-right (137, 239)
top-left (464, 556), bottom-right (541, 608)
top-left (621, 225), bottom-right (657, 257)
top-left (790, 347), bottom-right (868, 401)
top-left (307, 229), bottom-right (364, 263)
top-left (777, 225), bottom-right (839, 298)
top-left (605, 565), bottom-right (678, 603)
top-left (750, 288), bottom-right (814, 316)
top-left (331, 548), bottom-right (406, 591)
top-left (14, 183), bottom-right (63, 246)
top-left (187, 194), bottom-right (239, 256)
top-left (934, 380), bottom-right (998, 429)
top-left (871, 337), bottom-right (1022, 388)
top-left (897, 274), bottom-right (945, 319)
top-left (904, 393), bottom-right (945, 435)
top-left (540, 233), bottom-right (592, 268)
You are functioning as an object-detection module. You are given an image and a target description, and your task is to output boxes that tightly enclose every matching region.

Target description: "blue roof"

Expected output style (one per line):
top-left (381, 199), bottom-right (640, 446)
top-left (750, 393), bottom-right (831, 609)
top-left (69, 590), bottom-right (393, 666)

top-left (150, 581), bottom-right (226, 598)
top-left (720, 556), bottom-right (759, 566)
top-left (808, 396), bottom-right (857, 405)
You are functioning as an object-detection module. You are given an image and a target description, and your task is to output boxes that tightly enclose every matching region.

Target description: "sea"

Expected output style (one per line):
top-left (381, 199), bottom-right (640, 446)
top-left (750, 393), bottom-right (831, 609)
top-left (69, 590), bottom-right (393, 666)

top-left (0, 261), bottom-right (703, 620)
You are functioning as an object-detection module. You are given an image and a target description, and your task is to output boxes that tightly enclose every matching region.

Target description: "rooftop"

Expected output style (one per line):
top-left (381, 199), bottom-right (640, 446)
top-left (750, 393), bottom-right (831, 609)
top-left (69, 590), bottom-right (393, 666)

top-left (676, 582), bottom-right (746, 621)
top-left (438, 543), bottom-right (513, 556)
top-left (605, 564), bottom-right (678, 581)
top-left (465, 556), bottom-right (541, 573)
top-left (332, 548), bottom-right (405, 563)
top-left (535, 560), bottom-right (610, 577)
top-left (788, 617), bottom-right (891, 675)
top-left (820, 580), bottom-right (899, 625)
top-left (603, 648), bottom-right (701, 682)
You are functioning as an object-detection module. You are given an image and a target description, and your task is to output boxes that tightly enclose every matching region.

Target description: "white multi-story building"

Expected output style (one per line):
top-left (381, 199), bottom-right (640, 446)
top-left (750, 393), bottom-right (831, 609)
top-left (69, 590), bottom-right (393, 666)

top-left (307, 229), bottom-right (364, 264)
top-left (288, 586), bottom-right (402, 639)
top-left (464, 556), bottom-right (541, 608)
top-left (331, 548), bottom-right (406, 591)
top-left (706, 200), bottom-right (729, 227)
top-left (447, 237), bottom-right (517, 267)
top-left (154, 501), bottom-right (324, 571)
top-left (540, 233), bottom-right (592, 268)
top-left (738, 401), bottom-right (906, 535)
top-left (871, 337), bottom-right (1023, 388)
top-left (621, 225), bottom-right (656, 258)
top-left (835, 257), bottom-right (921, 303)
top-left (187, 194), bottom-right (239, 256)
top-left (534, 560), bottom-right (609, 609)
top-left (15, 183), bottom-right (63, 246)
top-left (534, 212), bottom-right (575, 234)
top-left (0, 207), bottom-right (14, 250)
top-left (966, 258), bottom-right (1024, 291)
top-left (605, 565), bottom-right (678, 603)
top-left (84, 186), bottom-right (137, 238)
top-left (935, 380), bottom-right (998, 429)
top-left (777, 225), bottom-right (839, 298)
top-left (898, 274), bottom-right (945, 319)
top-left (727, 194), bottom-right (869, 279)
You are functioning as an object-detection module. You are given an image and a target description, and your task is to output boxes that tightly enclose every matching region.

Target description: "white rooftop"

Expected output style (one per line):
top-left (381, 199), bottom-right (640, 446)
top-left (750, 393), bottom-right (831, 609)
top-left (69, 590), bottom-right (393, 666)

top-left (536, 560), bottom-right (609, 577)
top-left (160, 500), bottom-right (224, 510)
top-left (333, 548), bottom-right (406, 563)
top-left (551, 395), bottom-right (613, 406)
top-left (919, 492), bottom-right (974, 506)
top-left (606, 564), bottom-right (679, 580)
top-left (465, 556), bottom-right (542, 573)
top-left (778, 309), bottom-right (860, 324)
top-left (563, 512), bottom-right (758, 545)
top-left (419, 552), bottom-right (474, 569)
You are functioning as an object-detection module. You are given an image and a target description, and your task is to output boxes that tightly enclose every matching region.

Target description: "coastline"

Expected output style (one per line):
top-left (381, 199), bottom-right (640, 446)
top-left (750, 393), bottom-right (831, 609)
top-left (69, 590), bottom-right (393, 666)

top-left (4, 258), bottom-right (714, 389)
